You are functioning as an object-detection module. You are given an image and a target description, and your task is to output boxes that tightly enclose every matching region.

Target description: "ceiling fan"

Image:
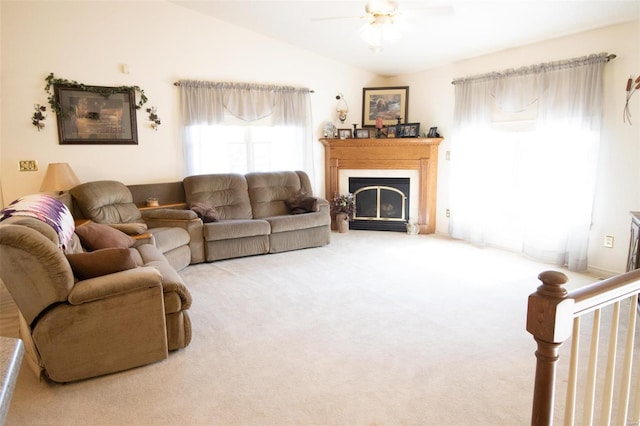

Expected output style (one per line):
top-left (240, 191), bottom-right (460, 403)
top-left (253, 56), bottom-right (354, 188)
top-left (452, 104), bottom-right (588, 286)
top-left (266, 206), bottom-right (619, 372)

top-left (314, 1), bottom-right (454, 52)
top-left (361, 0), bottom-right (402, 52)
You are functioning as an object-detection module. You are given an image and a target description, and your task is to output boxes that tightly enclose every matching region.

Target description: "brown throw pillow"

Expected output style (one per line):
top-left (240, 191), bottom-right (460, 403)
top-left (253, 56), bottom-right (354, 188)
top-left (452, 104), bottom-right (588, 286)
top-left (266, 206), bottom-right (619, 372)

top-left (191, 202), bottom-right (220, 223)
top-left (66, 248), bottom-right (137, 280)
top-left (74, 221), bottom-right (136, 250)
top-left (285, 190), bottom-right (318, 215)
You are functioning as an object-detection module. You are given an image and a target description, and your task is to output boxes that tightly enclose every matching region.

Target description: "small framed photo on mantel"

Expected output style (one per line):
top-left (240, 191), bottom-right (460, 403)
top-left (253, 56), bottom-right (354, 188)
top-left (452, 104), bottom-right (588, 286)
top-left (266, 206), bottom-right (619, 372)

top-left (337, 128), bottom-right (352, 139)
top-left (354, 128), bottom-right (371, 139)
top-left (397, 123), bottom-right (420, 138)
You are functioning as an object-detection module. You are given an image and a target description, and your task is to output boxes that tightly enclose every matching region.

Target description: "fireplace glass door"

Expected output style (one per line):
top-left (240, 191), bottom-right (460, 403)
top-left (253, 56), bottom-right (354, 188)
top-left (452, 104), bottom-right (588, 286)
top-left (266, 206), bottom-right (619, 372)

top-left (349, 177), bottom-right (410, 231)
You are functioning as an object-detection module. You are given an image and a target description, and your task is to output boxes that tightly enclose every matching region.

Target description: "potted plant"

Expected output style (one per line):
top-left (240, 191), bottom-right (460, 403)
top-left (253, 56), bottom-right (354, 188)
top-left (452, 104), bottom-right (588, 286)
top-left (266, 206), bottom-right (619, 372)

top-left (331, 193), bottom-right (356, 233)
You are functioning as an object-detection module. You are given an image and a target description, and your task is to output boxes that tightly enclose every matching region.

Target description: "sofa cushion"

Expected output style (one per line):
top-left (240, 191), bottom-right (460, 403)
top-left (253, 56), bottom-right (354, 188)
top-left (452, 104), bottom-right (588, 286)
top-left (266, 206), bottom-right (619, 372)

top-left (109, 222), bottom-right (148, 235)
top-left (70, 180), bottom-right (143, 224)
top-left (148, 227), bottom-right (191, 253)
top-left (202, 219), bottom-right (270, 242)
top-left (66, 248), bottom-right (137, 280)
top-left (246, 171), bottom-right (303, 218)
top-left (264, 211), bottom-right (331, 233)
top-left (75, 221), bottom-right (136, 250)
top-left (183, 174), bottom-right (253, 220)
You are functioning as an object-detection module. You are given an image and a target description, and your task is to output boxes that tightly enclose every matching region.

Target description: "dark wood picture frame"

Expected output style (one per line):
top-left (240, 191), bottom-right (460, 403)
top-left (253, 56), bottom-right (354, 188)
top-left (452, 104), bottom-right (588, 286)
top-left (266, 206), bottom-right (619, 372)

top-left (397, 123), bottom-right (420, 138)
top-left (362, 86), bottom-right (409, 127)
top-left (354, 128), bottom-right (371, 139)
top-left (54, 84), bottom-right (138, 145)
top-left (337, 128), bottom-right (353, 139)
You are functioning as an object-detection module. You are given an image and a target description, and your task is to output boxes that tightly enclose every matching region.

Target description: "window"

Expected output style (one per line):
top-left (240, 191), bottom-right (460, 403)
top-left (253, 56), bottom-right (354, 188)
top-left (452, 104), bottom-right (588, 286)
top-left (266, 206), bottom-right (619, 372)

top-left (178, 81), bottom-right (314, 180)
top-left (450, 53), bottom-right (608, 271)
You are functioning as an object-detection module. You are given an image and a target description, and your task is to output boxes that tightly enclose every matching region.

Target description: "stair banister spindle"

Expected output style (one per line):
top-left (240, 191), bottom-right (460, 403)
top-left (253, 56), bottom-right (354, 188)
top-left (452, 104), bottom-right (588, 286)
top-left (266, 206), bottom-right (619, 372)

top-left (619, 294), bottom-right (639, 423)
top-left (527, 271), bottom-right (575, 426)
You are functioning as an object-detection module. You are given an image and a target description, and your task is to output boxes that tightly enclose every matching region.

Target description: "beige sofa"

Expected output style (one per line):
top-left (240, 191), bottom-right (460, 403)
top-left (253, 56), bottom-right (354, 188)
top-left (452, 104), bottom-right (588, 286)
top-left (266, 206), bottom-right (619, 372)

top-left (0, 170), bottom-right (328, 382)
top-left (182, 171), bottom-right (331, 262)
top-left (71, 170), bottom-right (330, 265)
top-left (0, 215), bottom-right (192, 383)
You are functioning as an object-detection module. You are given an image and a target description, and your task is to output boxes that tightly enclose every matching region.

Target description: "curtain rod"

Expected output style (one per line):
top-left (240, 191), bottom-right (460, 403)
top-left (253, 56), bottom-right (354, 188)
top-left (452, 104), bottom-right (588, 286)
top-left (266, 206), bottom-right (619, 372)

top-left (450, 53), bottom-right (616, 85)
top-left (173, 81), bottom-right (314, 93)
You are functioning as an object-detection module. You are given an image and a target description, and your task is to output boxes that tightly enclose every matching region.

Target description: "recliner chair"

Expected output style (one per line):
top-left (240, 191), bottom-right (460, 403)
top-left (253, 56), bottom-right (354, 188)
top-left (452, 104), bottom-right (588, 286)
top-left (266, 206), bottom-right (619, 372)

top-left (0, 216), bottom-right (189, 382)
top-left (69, 180), bottom-right (203, 270)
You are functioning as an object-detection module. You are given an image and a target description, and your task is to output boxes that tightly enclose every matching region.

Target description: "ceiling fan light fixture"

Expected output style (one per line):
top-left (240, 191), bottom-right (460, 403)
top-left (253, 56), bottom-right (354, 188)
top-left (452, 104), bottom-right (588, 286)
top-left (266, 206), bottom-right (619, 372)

top-left (360, 19), bottom-right (402, 51)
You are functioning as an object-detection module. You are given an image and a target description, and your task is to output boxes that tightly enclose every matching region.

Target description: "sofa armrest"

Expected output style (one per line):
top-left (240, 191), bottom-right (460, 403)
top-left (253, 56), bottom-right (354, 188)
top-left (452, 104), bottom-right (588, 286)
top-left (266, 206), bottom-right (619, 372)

top-left (67, 267), bottom-right (163, 305)
top-left (141, 214), bottom-right (205, 264)
top-left (141, 209), bottom-right (198, 220)
top-left (315, 197), bottom-right (329, 213)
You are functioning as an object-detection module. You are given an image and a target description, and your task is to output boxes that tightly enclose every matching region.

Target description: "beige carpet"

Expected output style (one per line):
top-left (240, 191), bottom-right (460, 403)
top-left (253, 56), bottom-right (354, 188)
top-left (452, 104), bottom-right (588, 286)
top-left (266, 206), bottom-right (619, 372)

top-left (1, 231), bottom-right (604, 425)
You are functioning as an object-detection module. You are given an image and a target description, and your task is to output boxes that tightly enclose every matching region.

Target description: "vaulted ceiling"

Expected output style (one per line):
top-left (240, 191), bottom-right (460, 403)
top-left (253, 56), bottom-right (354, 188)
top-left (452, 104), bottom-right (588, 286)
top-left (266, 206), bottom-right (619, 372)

top-left (172, 0), bottom-right (640, 76)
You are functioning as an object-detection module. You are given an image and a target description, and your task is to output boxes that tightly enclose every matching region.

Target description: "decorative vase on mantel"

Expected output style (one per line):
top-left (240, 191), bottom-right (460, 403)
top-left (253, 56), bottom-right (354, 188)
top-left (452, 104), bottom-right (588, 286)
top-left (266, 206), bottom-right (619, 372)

top-left (336, 212), bottom-right (349, 233)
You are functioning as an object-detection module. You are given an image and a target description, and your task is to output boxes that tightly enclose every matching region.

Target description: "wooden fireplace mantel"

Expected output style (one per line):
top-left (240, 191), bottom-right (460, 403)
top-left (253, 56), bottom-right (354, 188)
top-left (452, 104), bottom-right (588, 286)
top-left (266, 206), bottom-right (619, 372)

top-left (320, 137), bottom-right (443, 234)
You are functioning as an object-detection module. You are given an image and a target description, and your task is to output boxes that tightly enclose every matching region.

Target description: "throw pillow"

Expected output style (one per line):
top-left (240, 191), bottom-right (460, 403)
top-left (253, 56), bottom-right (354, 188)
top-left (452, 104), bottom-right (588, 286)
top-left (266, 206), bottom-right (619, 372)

top-left (285, 190), bottom-right (318, 215)
top-left (74, 221), bottom-right (136, 250)
top-left (191, 202), bottom-right (220, 223)
top-left (66, 248), bottom-right (137, 280)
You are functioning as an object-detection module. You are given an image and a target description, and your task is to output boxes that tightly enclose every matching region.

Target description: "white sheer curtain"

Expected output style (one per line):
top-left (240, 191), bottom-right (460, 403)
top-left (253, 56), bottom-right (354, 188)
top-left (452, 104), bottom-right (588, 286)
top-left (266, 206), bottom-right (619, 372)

top-left (178, 81), bottom-right (315, 180)
top-left (450, 53), bottom-right (609, 271)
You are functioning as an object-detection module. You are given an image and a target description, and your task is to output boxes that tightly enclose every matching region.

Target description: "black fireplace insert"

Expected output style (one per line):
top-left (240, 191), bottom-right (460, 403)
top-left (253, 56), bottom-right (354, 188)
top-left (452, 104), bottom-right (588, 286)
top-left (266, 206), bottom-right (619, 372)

top-left (348, 177), bottom-right (410, 232)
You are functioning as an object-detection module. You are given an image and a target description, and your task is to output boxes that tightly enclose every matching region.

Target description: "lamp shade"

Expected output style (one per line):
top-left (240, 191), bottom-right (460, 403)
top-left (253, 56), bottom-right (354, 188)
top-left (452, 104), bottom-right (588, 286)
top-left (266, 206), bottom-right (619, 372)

top-left (39, 163), bottom-right (81, 193)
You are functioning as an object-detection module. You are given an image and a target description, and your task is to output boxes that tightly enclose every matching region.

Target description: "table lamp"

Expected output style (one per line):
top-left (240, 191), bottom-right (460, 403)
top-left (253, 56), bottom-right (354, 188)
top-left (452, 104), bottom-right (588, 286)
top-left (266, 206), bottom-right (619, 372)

top-left (39, 162), bottom-right (80, 195)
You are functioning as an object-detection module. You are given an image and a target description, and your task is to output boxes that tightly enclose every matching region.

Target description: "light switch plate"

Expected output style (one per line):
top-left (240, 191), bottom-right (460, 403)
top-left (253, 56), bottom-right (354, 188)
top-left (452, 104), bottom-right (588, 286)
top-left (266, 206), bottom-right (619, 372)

top-left (604, 235), bottom-right (614, 248)
top-left (19, 160), bottom-right (38, 171)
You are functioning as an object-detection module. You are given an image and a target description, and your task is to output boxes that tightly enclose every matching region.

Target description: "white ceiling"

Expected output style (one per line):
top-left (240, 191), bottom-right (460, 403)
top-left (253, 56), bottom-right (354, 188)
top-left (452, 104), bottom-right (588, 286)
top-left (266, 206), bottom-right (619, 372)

top-left (172, 0), bottom-right (640, 76)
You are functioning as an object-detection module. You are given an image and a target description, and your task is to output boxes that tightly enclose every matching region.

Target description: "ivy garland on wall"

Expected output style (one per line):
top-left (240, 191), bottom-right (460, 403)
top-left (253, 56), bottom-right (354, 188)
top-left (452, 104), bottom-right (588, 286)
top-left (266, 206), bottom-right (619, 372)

top-left (44, 73), bottom-right (148, 116)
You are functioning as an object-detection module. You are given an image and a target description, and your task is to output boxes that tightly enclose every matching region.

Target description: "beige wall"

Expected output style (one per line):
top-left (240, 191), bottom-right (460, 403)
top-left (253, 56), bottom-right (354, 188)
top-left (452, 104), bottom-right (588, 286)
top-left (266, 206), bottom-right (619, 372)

top-left (390, 20), bottom-right (640, 273)
top-left (0, 0), bottom-right (379, 204)
top-left (1, 1), bottom-right (638, 273)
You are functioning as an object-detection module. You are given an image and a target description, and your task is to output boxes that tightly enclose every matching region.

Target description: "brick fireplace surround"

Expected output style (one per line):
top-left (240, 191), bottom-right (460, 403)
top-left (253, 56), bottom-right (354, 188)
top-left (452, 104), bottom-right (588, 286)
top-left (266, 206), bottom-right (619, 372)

top-left (320, 137), bottom-right (443, 234)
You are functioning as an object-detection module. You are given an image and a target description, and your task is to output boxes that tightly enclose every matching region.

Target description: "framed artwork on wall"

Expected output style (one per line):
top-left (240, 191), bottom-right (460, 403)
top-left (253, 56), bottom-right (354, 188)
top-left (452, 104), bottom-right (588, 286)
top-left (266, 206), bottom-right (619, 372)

top-left (362, 86), bottom-right (409, 127)
top-left (54, 84), bottom-right (138, 145)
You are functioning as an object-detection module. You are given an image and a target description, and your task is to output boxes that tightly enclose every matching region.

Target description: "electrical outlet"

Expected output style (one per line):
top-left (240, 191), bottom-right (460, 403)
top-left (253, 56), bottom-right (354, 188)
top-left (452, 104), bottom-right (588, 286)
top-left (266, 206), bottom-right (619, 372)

top-left (19, 160), bottom-right (38, 171)
top-left (604, 235), bottom-right (614, 248)
top-left (446, 208), bottom-right (450, 218)
top-left (446, 151), bottom-right (451, 160)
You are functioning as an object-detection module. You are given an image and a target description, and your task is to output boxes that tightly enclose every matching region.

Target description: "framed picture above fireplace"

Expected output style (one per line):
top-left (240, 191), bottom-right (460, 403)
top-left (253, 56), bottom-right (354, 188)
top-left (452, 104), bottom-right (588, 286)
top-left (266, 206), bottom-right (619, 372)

top-left (362, 86), bottom-right (409, 128)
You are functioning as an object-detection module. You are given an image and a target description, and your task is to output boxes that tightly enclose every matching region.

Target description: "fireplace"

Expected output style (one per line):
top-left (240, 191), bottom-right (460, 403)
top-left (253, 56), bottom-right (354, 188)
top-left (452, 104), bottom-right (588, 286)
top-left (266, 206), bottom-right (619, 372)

top-left (320, 137), bottom-right (443, 234)
top-left (349, 177), bottom-right (410, 232)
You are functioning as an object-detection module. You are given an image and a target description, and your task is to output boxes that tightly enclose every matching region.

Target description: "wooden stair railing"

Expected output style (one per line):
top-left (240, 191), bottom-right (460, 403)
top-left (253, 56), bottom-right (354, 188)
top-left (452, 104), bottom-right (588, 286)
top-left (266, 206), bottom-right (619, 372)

top-left (527, 269), bottom-right (640, 426)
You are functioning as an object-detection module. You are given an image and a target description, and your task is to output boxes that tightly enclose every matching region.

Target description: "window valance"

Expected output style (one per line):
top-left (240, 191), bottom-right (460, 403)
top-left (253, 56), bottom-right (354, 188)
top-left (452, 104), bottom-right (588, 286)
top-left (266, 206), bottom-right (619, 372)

top-left (176, 80), bottom-right (311, 126)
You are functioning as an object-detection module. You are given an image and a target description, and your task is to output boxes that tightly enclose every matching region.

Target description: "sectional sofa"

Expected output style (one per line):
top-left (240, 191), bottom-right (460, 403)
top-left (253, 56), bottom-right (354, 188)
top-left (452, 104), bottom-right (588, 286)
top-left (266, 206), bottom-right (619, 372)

top-left (0, 170), bottom-right (330, 382)
top-left (71, 170), bottom-right (331, 265)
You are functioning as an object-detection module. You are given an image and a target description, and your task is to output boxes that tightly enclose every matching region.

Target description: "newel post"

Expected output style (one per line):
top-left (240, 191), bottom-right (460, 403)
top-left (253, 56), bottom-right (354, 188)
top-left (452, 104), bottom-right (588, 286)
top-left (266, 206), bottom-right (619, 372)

top-left (526, 271), bottom-right (575, 426)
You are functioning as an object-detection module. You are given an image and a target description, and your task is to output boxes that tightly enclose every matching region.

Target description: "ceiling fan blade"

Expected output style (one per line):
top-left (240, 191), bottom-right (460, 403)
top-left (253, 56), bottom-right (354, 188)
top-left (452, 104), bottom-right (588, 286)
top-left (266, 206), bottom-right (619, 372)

top-left (411, 5), bottom-right (455, 17)
top-left (310, 15), bottom-right (363, 22)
